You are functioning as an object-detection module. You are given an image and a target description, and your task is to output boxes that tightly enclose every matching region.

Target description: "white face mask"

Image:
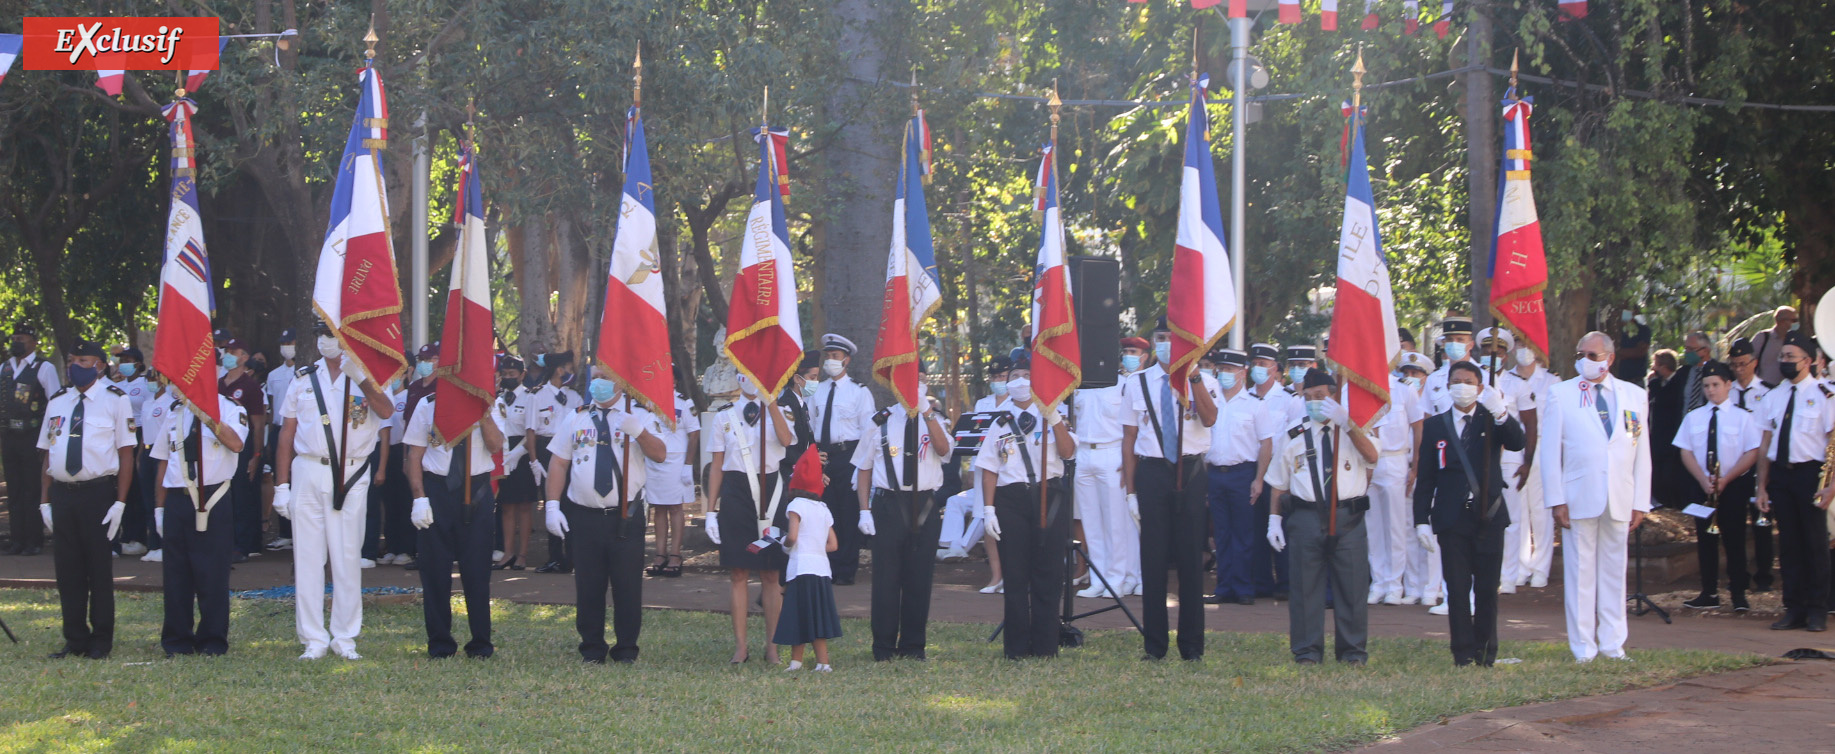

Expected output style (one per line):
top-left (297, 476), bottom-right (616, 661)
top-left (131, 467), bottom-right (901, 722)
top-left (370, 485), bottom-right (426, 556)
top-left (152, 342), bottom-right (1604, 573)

top-left (1577, 357), bottom-right (1610, 381)
top-left (1449, 383), bottom-right (1479, 408)
top-left (1401, 375), bottom-right (1422, 388)
top-left (1006, 379), bottom-right (1033, 403)
top-left (738, 375), bottom-right (758, 398)
top-left (823, 359), bottom-right (846, 378)
top-left (280, 345), bottom-right (297, 360)
top-left (1515, 347), bottom-right (1534, 368)
top-left (317, 335), bottom-right (342, 359)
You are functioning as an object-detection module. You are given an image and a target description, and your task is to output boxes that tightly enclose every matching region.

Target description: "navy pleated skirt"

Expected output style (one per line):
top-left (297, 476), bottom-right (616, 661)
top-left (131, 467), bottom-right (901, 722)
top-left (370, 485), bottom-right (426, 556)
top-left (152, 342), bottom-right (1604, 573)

top-left (773, 574), bottom-right (843, 646)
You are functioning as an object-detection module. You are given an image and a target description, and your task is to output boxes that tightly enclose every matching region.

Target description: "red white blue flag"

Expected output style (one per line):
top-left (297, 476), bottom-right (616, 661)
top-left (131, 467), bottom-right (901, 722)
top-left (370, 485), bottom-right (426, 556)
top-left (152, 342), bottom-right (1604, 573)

top-left (1030, 137), bottom-right (1080, 414)
top-left (152, 98), bottom-right (220, 426)
top-left (873, 111), bottom-right (942, 413)
top-left (1487, 92), bottom-right (1550, 360)
top-left (1166, 74), bottom-right (1237, 403)
top-left (1327, 105), bottom-right (1399, 432)
top-left (312, 62), bottom-right (407, 385)
top-left (433, 142), bottom-right (495, 445)
top-left (185, 38), bottom-right (229, 92)
top-left (597, 105), bottom-right (676, 423)
top-left (724, 124), bottom-right (804, 397)
top-left (0, 34), bottom-right (20, 88)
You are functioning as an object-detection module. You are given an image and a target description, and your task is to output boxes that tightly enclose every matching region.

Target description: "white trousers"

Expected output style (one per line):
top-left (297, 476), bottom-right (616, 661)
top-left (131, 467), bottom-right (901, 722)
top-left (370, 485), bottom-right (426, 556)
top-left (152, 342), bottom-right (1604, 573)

top-left (1366, 455), bottom-right (1410, 597)
top-left (1517, 458), bottom-right (1554, 579)
top-left (291, 458), bottom-right (373, 653)
top-left (1074, 446), bottom-right (1137, 588)
top-left (1500, 455), bottom-right (1529, 586)
top-left (1562, 513), bottom-right (1630, 661)
top-left (939, 489), bottom-right (986, 551)
top-left (1404, 474), bottom-right (1443, 601)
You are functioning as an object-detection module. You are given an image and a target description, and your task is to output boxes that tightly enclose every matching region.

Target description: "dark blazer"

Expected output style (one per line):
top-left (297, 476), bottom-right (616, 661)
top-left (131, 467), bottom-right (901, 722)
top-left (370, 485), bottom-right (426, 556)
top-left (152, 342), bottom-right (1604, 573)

top-left (777, 388), bottom-right (815, 468)
top-left (1412, 405), bottom-right (1526, 542)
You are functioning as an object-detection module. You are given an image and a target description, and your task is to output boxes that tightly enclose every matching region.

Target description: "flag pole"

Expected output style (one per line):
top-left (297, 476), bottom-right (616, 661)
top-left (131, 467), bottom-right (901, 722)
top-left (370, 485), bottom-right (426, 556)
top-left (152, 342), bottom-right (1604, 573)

top-left (1477, 51), bottom-right (1521, 524)
top-left (621, 49), bottom-right (641, 531)
top-left (1332, 48), bottom-right (1366, 543)
top-left (758, 86), bottom-right (770, 487)
top-left (1041, 79), bottom-right (1061, 529)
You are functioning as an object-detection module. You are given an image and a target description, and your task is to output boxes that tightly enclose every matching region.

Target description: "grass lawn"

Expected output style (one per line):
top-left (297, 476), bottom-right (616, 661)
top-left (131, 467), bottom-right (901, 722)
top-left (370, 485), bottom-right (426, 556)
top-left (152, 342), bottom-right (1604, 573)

top-left (0, 589), bottom-right (1764, 752)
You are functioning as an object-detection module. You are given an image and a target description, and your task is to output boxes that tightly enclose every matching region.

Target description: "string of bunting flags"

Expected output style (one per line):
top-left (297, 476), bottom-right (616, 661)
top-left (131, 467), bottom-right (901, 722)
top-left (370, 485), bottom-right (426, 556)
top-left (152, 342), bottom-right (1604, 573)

top-left (0, 29), bottom-right (295, 95)
top-left (1128, 0), bottom-right (1584, 34)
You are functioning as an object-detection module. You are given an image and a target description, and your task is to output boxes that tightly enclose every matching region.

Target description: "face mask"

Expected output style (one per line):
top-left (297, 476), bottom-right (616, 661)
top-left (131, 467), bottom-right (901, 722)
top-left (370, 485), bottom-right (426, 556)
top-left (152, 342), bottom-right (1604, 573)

top-left (801, 380), bottom-right (817, 398)
top-left (536, 354), bottom-right (546, 368)
top-left (1480, 355), bottom-right (1503, 373)
top-left (1515, 348), bottom-right (1534, 368)
top-left (738, 375), bottom-right (759, 398)
top-left (1249, 366), bottom-right (1270, 385)
top-left (317, 335), bottom-right (342, 359)
top-left (1449, 383), bottom-right (1479, 408)
top-left (1682, 351), bottom-right (1702, 367)
top-left (1305, 399), bottom-right (1329, 424)
top-left (1444, 342), bottom-right (1469, 361)
top-left (823, 359), bottom-right (846, 378)
top-left (590, 378), bottom-right (618, 405)
top-left (1621, 310), bottom-right (1634, 322)
top-left (991, 381), bottom-right (1008, 397)
top-left (1007, 384), bottom-right (1032, 403)
top-left (7, 342), bottom-right (28, 358)
top-left (1154, 342), bottom-right (1171, 365)
top-left (1217, 370), bottom-right (1238, 390)
top-left (499, 377), bottom-right (519, 392)
top-left (388, 378), bottom-right (403, 392)
top-left (560, 371), bottom-right (576, 386)
top-left (68, 364), bottom-right (98, 387)
top-left (1781, 360), bottom-right (1802, 380)
top-left (1288, 366), bottom-right (1308, 385)
top-left (1401, 375), bottom-right (1422, 388)
top-left (117, 363), bottom-right (138, 378)
top-left (280, 345), bottom-right (297, 360)
top-left (220, 353), bottom-right (239, 370)
top-left (1121, 354), bottom-right (1140, 373)
top-left (1577, 357), bottom-right (1610, 381)
top-left (415, 361), bottom-right (434, 379)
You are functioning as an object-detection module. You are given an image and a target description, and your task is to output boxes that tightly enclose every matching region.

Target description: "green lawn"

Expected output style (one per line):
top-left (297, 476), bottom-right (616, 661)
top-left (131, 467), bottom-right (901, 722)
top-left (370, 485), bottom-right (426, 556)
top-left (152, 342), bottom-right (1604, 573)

top-left (0, 589), bottom-right (1764, 753)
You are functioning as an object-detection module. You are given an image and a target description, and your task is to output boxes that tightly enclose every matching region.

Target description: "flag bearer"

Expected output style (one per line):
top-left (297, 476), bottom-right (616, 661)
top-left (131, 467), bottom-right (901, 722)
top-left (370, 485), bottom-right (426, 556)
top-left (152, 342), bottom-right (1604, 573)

top-left (150, 388), bottom-right (248, 656)
top-left (404, 389), bottom-right (506, 659)
top-left (854, 371), bottom-right (953, 661)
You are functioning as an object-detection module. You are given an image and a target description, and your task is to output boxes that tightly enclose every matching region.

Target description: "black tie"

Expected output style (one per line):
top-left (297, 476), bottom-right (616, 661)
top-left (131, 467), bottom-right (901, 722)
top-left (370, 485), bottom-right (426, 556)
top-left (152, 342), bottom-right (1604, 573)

top-left (446, 437), bottom-right (469, 492)
top-left (1736, 387), bottom-right (1747, 410)
top-left (820, 383), bottom-right (837, 446)
top-left (903, 412), bottom-right (920, 489)
top-left (1779, 386), bottom-right (1797, 463)
top-left (1595, 385), bottom-right (1613, 437)
top-left (183, 416), bottom-right (202, 498)
top-left (593, 409), bottom-right (618, 498)
top-left (1706, 406), bottom-right (1720, 478)
top-left (66, 393), bottom-right (85, 476)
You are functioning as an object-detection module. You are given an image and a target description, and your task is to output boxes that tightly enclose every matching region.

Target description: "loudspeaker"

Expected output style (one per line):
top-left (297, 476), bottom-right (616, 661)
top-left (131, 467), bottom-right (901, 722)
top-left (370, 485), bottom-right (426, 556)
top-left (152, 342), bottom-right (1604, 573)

top-left (1070, 256), bottom-right (1121, 388)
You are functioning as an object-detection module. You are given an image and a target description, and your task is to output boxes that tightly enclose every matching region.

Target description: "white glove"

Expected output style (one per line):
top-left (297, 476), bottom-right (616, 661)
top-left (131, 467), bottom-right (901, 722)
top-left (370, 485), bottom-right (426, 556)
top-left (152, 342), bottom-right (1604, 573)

top-left (1480, 387), bottom-right (1508, 420)
top-left (1266, 513), bottom-right (1286, 552)
top-left (858, 509), bottom-right (877, 536)
top-left (984, 505), bottom-right (1002, 540)
top-left (155, 507), bottom-right (165, 537)
top-left (1044, 408), bottom-right (1064, 427)
top-left (102, 501), bottom-right (126, 541)
top-left (705, 512), bottom-right (722, 545)
top-left (272, 483), bottom-right (292, 520)
top-left (531, 458), bottom-right (548, 486)
top-left (1416, 523), bottom-right (1437, 553)
top-left (1126, 493), bottom-right (1140, 525)
top-left (544, 501), bottom-right (569, 539)
top-left (681, 466), bottom-right (695, 488)
top-left (619, 413), bottom-right (646, 438)
top-left (411, 497), bottom-right (433, 529)
top-left (1327, 399), bottom-right (1351, 428)
top-left (40, 503), bottom-right (53, 534)
top-left (502, 445), bottom-right (527, 471)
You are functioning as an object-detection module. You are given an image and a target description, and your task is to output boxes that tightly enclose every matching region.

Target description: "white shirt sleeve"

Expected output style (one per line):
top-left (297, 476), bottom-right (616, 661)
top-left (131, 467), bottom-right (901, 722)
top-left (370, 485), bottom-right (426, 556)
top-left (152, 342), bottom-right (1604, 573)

top-left (37, 361), bottom-right (61, 398)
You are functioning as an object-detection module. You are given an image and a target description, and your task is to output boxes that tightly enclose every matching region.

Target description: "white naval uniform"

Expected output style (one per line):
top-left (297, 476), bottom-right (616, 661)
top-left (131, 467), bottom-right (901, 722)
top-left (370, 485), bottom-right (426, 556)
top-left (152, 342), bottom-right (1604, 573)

top-left (1367, 375), bottom-right (1422, 600)
top-left (496, 385), bottom-right (533, 473)
top-left (279, 361), bottom-right (390, 654)
top-left (1074, 381), bottom-right (1135, 590)
top-left (1539, 375), bottom-right (1651, 661)
top-left (1499, 366), bottom-right (1557, 584)
top-left (643, 393), bottom-right (700, 506)
top-left (974, 402), bottom-right (1074, 485)
top-left (401, 396), bottom-right (501, 478)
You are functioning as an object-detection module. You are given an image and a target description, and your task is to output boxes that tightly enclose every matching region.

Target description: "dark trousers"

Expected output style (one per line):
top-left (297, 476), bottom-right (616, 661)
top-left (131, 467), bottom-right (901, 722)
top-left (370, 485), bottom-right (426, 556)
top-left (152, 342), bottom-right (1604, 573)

top-left (994, 482), bottom-right (1070, 659)
top-left (1139, 456), bottom-right (1208, 660)
top-left (1437, 527), bottom-right (1503, 666)
top-left (229, 443), bottom-right (261, 555)
top-left (1694, 475), bottom-right (1754, 596)
top-left (382, 449), bottom-right (416, 557)
top-left (822, 443), bottom-right (862, 582)
top-left (869, 489), bottom-right (945, 660)
top-left (51, 477), bottom-right (117, 656)
top-left (1284, 499), bottom-right (1370, 663)
top-left (1208, 462), bottom-right (1257, 601)
top-left (419, 472), bottom-right (496, 658)
top-left (137, 449), bottom-right (162, 550)
top-left (1750, 480), bottom-right (1775, 589)
top-left (538, 444), bottom-right (572, 569)
top-left (566, 500), bottom-right (646, 662)
top-left (362, 448), bottom-right (384, 560)
top-left (1768, 462), bottom-right (1830, 621)
top-left (4, 429), bottom-right (44, 548)
top-left (119, 449), bottom-right (147, 546)
top-left (1251, 486), bottom-right (1291, 597)
top-left (162, 485), bottom-right (233, 656)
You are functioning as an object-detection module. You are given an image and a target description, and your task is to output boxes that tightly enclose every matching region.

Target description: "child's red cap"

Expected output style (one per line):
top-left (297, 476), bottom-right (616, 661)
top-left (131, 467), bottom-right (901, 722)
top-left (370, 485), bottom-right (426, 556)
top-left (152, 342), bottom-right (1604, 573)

top-left (788, 448), bottom-right (824, 497)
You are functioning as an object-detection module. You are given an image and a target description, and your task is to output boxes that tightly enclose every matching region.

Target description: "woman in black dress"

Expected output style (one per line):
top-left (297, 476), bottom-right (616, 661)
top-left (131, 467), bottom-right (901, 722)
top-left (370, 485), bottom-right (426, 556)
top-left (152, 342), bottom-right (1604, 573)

top-left (705, 376), bottom-right (797, 664)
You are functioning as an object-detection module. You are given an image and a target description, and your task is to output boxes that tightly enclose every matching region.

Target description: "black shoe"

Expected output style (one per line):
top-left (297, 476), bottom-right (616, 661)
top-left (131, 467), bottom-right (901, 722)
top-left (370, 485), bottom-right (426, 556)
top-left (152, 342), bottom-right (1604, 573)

top-left (832, 577), bottom-right (855, 586)
top-left (1771, 617), bottom-right (1808, 631)
top-left (1203, 593), bottom-right (1230, 605)
top-left (1754, 580), bottom-right (1775, 593)
top-left (2, 542), bottom-right (20, 555)
top-left (535, 561), bottom-right (565, 574)
top-left (22, 545), bottom-right (41, 556)
top-left (231, 552), bottom-right (249, 564)
top-left (1295, 657), bottom-right (1319, 665)
top-left (84, 648), bottom-right (110, 660)
top-left (1236, 596), bottom-right (1255, 606)
top-left (1682, 594), bottom-right (1721, 609)
top-left (1732, 594), bottom-right (1750, 613)
top-left (48, 647), bottom-right (75, 659)
top-left (1811, 619), bottom-right (1829, 633)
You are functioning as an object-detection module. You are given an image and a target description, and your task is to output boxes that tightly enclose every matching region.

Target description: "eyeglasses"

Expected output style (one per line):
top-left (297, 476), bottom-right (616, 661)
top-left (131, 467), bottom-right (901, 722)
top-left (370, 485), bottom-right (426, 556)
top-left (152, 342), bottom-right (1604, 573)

top-left (1574, 351), bottom-right (1609, 361)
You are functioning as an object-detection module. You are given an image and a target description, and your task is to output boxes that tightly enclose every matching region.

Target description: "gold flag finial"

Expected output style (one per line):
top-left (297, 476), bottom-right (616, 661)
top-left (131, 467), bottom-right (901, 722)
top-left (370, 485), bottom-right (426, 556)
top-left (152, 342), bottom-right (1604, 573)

top-left (633, 47), bottom-right (644, 110)
top-left (1048, 78), bottom-right (1062, 129)
top-left (1510, 48), bottom-right (1520, 90)
top-left (909, 65), bottom-right (919, 117)
top-left (761, 86), bottom-right (770, 128)
top-left (1352, 45), bottom-right (1366, 110)
top-left (364, 16), bottom-right (379, 60)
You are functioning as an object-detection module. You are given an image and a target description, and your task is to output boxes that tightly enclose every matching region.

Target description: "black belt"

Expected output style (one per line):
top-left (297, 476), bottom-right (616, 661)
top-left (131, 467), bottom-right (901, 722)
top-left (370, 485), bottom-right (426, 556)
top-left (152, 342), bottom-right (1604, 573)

top-left (54, 475), bottom-right (117, 489)
top-left (1777, 459), bottom-right (1824, 472)
top-left (1288, 493), bottom-right (1370, 512)
top-left (1209, 461), bottom-right (1257, 471)
top-left (562, 497), bottom-right (645, 515)
top-left (819, 440), bottom-right (859, 455)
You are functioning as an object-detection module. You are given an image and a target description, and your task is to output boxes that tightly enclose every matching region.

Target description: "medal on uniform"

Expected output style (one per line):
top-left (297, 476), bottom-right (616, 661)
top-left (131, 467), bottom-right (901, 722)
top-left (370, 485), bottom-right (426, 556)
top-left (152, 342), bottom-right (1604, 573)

top-left (347, 394), bottom-right (367, 425)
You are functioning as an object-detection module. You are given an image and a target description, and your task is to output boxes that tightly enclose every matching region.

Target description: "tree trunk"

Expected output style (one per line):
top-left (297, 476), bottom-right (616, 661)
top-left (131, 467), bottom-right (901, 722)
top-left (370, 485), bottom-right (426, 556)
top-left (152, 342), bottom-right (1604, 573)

top-left (519, 221), bottom-right (556, 353)
top-left (821, 0), bottom-right (898, 385)
top-left (1464, 6), bottom-right (1497, 329)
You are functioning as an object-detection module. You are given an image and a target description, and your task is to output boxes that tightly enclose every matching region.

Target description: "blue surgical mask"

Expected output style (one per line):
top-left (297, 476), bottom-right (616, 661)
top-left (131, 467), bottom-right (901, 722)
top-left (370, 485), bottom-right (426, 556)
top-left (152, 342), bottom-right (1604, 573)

top-left (117, 363), bottom-right (138, 378)
top-left (991, 380), bottom-right (1008, 397)
top-left (1444, 342), bottom-right (1468, 361)
top-left (388, 378), bottom-right (403, 392)
top-left (590, 378), bottom-right (618, 404)
top-left (536, 354), bottom-right (546, 367)
top-left (1481, 355), bottom-right (1503, 372)
top-left (1121, 354), bottom-right (1141, 373)
top-left (1288, 366), bottom-right (1308, 385)
top-left (415, 361), bottom-right (434, 379)
top-left (220, 353), bottom-right (239, 370)
top-left (1250, 366), bottom-right (1270, 385)
top-left (1305, 399), bottom-right (1329, 424)
top-left (800, 380), bottom-right (817, 398)
top-left (1218, 370), bottom-right (1238, 390)
top-left (1154, 341), bottom-right (1171, 365)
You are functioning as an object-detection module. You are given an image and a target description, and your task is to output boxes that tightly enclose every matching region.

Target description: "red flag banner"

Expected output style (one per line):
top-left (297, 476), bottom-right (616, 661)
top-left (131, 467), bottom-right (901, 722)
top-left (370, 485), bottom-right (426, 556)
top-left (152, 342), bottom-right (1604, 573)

top-left (1487, 95), bottom-right (1550, 360)
top-left (432, 143), bottom-right (494, 444)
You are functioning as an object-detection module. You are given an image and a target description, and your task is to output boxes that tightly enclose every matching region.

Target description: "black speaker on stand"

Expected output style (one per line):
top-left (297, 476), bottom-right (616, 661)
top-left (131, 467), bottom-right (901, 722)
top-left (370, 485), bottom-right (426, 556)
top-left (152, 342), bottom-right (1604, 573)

top-left (1069, 256), bottom-right (1122, 389)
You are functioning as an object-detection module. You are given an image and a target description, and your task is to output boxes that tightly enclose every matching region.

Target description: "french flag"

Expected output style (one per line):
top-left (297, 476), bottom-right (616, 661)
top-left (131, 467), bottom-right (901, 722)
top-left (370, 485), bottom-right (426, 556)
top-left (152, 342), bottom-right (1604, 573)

top-left (1435, 0), bottom-right (1455, 38)
top-left (1327, 104), bottom-right (1399, 432)
top-left (186, 38), bottom-right (229, 92)
top-left (1487, 94), bottom-right (1550, 360)
top-left (152, 98), bottom-right (221, 428)
top-left (872, 111), bottom-right (943, 414)
top-left (312, 62), bottom-right (408, 385)
top-left (95, 70), bottom-right (125, 96)
top-left (1559, 0), bottom-right (1587, 20)
top-left (724, 123), bottom-right (804, 398)
top-left (1278, 0), bottom-right (1302, 24)
top-left (1362, 0), bottom-right (1380, 30)
top-left (1322, 0), bottom-right (1339, 30)
top-left (0, 34), bottom-right (20, 88)
top-left (1404, 0), bottom-right (1421, 35)
top-left (1165, 74), bottom-right (1237, 402)
top-left (596, 105), bottom-right (677, 423)
top-left (1029, 136), bottom-right (1080, 414)
top-left (432, 142), bottom-right (496, 446)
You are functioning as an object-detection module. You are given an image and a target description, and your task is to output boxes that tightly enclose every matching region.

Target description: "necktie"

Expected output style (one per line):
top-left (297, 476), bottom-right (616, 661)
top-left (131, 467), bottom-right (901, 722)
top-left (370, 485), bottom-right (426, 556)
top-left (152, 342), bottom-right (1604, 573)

top-left (446, 437), bottom-right (470, 492)
top-left (593, 409), bottom-right (618, 498)
top-left (1322, 427), bottom-right (1336, 497)
top-left (1736, 386), bottom-right (1747, 410)
top-left (65, 393), bottom-right (85, 476)
top-left (1594, 385), bottom-right (1613, 437)
top-left (1779, 386), bottom-right (1797, 463)
top-left (820, 383), bottom-right (837, 446)
top-left (903, 412), bottom-right (920, 490)
top-left (1158, 377), bottom-right (1178, 460)
top-left (1706, 406), bottom-right (1719, 477)
top-left (1686, 367), bottom-right (1705, 411)
top-left (1459, 413), bottom-right (1471, 440)
top-left (183, 416), bottom-right (202, 495)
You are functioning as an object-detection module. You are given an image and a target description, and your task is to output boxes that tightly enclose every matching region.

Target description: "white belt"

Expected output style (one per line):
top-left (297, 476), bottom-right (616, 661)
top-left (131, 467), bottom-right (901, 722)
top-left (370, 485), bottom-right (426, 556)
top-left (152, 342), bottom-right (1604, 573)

top-left (1080, 440), bottom-right (1119, 450)
top-left (1380, 449), bottom-right (1409, 458)
top-left (298, 453), bottom-right (370, 467)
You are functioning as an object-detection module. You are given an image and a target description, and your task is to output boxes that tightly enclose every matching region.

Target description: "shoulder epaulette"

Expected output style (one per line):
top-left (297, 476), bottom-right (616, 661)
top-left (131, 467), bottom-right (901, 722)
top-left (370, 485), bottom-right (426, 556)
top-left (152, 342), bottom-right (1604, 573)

top-left (873, 408), bottom-right (891, 425)
top-left (576, 405), bottom-right (588, 413)
top-left (49, 387), bottom-right (69, 400)
top-left (1820, 383), bottom-right (1833, 399)
top-left (107, 385), bottom-right (126, 396)
top-left (555, 391), bottom-right (570, 406)
top-left (296, 364), bottom-right (317, 376)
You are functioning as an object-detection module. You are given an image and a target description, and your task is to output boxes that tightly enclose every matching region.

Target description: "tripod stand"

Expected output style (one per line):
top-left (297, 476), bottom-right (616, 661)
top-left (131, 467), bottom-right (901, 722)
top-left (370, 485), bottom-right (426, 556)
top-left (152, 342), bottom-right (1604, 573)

top-left (986, 536), bottom-right (1144, 645)
top-left (1627, 517), bottom-right (1671, 623)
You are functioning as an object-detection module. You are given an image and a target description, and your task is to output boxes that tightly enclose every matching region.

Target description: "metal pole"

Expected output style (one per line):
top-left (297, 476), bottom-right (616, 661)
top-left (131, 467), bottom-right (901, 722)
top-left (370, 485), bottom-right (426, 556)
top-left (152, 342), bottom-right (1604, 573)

top-left (411, 111), bottom-right (431, 350)
top-left (1228, 16), bottom-right (1250, 350)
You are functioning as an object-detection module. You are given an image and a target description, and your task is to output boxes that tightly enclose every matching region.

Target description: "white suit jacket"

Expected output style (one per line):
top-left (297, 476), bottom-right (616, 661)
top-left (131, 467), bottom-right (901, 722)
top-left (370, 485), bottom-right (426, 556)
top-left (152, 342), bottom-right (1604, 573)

top-left (1539, 375), bottom-right (1653, 521)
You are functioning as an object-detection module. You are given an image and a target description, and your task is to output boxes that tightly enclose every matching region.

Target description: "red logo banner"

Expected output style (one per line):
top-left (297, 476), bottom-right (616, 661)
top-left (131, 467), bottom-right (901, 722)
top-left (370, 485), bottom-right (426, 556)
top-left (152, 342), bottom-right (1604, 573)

top-left (22, 17), bottom-right (219, 71)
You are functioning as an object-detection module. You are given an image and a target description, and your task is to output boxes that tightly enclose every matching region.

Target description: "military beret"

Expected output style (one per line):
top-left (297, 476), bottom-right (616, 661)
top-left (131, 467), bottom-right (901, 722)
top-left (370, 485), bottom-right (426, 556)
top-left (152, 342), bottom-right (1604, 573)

top-left (1302, 367), bottom-right (1337, 390)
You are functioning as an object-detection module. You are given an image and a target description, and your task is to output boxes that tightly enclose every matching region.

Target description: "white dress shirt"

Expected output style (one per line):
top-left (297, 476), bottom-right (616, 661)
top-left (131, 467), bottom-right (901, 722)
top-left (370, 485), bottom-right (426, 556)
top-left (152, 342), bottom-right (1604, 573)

top-left (278, 360), bottom-right (389, 460)
top-left (1207, 386), bottom-right (1273, 466)
top-left (150, 396), bottom-right (249, 488)
top-left (1731, 376), bottom-right (1771, 414)
top-left (385, 387), bottom-right (410, 445)
top-left (1760, 377), bottom-right (1835, 464)
top-left (1375, 375), bottom-right (1424, 454)
top-left (401, 396), bottom-right (504, 477)
top-left (1253, 384), bottom-right (1294, 441)
top-left (139, 386), bottom-right (172, 449)
top-left (113, 375), bottom-right (152, 416)
top-left (6, 355), bottom-right (62, 399)
top-left (809, 374), bottom-right (876, 445)
top-left (708, 398), bottom-right (789, 473)
top-left (265, 364), bottom-right (296, 419)
top-left (1265, 418), bottom-right (1372, 502)
top-left (973, 402), bottom-right (1074, 485)
top-left (1072, 384), bottom-right (1126, 446)
top-left (851, 408), bottom-right (947, 491)
top-left (525, 382), bottom-right (584, 439)
top-left (973, 394), bottom-right (1008, 414)
top-left (37, 381), bottom-right (136, 482)
top-left (1121, 364), bottom-right (1220, 459)
top-left (1673, 398), bottom-right (1761, 475)
top-left (549, 404), bottom-right (657, 508)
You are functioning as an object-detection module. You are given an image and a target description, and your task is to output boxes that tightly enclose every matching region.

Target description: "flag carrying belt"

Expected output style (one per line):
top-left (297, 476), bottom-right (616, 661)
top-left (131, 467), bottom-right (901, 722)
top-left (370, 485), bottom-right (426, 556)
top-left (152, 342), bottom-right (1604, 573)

top-left (307, 369), bottom-right (371, 510)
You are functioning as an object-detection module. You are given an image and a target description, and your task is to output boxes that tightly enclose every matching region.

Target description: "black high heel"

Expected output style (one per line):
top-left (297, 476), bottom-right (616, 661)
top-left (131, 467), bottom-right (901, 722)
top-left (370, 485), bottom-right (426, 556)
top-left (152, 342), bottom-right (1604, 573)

top-left (662, 554), bottom-right (683, 578)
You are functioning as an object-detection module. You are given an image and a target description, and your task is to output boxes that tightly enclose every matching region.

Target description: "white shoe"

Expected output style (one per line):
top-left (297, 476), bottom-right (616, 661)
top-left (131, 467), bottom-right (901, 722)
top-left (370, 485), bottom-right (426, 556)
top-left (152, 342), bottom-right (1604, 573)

top-left (1499, 584), bottom-right (1517, 594)
top-left (121, 541), bottom-right (148, 556)
top-left (980, 580), bottom-right (1004, 594)
top-left (1077, 584), bottom-right (1108, 599)
top-left (1398, 593), bottom-right (1420, 605)
top-left (266, 538), bottom-right (293, 551)
top-left (946, 546), bottom-right (969, 560)
top-left (785, 660), bottom-right (803, 672)
top-left (299, 645), bottom-right (328, 660)
top-left (1529, 575), bottom-right (1549, 589)
top-left (377, 554), bottom-right (395, 565)
top-left (813, 664), bottom-right (833, 673)
top-left (1428, 601), bottom-right (1450, 616)
top-left (333, 646), bottom-right (362, 660)
top-left (1128, 581), bottom-right (1144, 597)
top-left (492, 550), bottom-right (505, 562)
top-left (1367, 589), bottom-right (1384, 605)
top-left (1516, 576), bottom-right (1531, 587)
top-left (141, 549), bottom-right (162, 563)
top-left (1605, 653), bottom-right (1633, 663)
top-left (359, 558), bottom-right (377, 569)
top-left (1382, 591), bottom-right (1405, 606)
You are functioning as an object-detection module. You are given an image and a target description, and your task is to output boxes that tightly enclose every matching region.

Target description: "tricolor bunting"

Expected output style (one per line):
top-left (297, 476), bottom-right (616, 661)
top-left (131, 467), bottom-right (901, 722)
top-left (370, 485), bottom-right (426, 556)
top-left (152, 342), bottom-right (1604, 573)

top-left (1029, 138), bottom-right (1081, 414)
top-left (312, 61), bottom-right (408, 385)
top-left (152, 98), bottom-right (220, 427)
top-left (596, 104), bottom-right (676, 424)
top-left (1165, 74), bottom-right (1237, 403)
top-left (0, 34), bottom-right (21, 87)
top-left (1326, 105), bottom-right (1399, 432)
top-left (872, 111), bottom-right (943, 413)
top-left (724, 124), bottom-right (804, 398)
top-left (1486, 91), bottom-right (1550, 360)
top-left (432, 142), bottom-right (495, 445)
top-left (185, 38), bottom-right (229, 91)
